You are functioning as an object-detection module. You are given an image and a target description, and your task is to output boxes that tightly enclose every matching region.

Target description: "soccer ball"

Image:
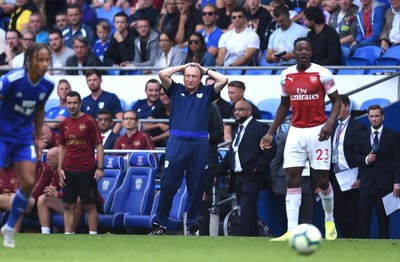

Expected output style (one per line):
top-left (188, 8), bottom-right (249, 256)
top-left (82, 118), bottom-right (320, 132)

top-left (289, 224), bottom-right (322, 255)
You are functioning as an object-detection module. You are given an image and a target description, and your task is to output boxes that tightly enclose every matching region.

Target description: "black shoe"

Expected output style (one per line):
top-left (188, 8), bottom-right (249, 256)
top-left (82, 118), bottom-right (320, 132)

top-left (148, 224), bottom-right (167, 235)
top-left (186, 224), bottom-right (200, 236)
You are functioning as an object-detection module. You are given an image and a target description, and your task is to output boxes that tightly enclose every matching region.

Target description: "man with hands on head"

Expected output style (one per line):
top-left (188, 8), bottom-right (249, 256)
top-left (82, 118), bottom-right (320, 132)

top-left (149, 62), bottom-right (228, 236)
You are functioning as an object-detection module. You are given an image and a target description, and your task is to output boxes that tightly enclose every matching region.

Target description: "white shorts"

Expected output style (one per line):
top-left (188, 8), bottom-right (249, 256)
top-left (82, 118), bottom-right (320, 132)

top-left (283, 123), bottom-right (331, 170)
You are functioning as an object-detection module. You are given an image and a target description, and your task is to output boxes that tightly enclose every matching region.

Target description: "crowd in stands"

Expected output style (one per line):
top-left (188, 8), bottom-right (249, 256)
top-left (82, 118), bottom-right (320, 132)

top-left (0, 0), bottom-right (398, 74)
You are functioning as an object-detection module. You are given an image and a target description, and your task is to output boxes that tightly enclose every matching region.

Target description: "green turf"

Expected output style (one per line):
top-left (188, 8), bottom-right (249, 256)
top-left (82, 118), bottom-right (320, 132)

top-left (1, 234), bottom-right (399, 261)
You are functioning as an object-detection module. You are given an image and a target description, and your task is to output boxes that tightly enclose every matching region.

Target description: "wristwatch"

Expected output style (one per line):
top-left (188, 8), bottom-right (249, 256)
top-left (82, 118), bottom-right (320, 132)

top-left (97, 166), bottom-right (104, 171)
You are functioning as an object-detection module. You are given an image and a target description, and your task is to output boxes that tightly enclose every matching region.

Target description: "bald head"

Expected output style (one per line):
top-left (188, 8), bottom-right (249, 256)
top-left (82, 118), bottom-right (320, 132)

top-left (46, 147), bottom-right (59, 170)
top-left (233, 100), bottom-right (252, 123)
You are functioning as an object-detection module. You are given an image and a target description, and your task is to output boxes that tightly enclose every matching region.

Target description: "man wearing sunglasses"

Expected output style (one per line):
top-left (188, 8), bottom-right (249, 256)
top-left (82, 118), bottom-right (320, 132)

top-left (216, 6), bottom-right (260, 67)
top-left (198, 4), bottom-right (223, 57)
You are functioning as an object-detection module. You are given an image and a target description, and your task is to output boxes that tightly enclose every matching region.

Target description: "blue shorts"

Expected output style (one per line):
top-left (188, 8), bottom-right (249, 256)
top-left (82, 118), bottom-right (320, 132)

top-left (0, 140), bottom-right (36, 168)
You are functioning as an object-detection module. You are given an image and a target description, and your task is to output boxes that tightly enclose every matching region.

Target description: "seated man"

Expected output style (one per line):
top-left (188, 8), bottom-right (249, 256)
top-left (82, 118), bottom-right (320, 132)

top-left (37, 147), bottom-right (82, 234)
top-left (380, 0), bottom-right (400, 54)
top-left (216, 6), bottom-right (260, 67)
top-left (45, 79), bottom-right (71, 130)
top-left (114, 110), bottom-right (155, 152)
top-left (97, 109), bottom-right (119, 150)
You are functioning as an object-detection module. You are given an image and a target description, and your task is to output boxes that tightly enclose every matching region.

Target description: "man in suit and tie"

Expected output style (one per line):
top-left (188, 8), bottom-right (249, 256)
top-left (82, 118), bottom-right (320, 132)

top-left (330, 95), bottom-right (367, 238)
top-left (355, 105), bottom-right (400, 239)
top-left (217, 100), bottom-right (277, 236)
top-left (97, 109), bottom-right (119, 150)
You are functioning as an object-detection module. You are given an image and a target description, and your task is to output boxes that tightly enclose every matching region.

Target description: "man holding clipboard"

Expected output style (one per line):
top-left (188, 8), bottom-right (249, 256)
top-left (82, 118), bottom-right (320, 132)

top-left (330, 95), bottom-right (367, 238)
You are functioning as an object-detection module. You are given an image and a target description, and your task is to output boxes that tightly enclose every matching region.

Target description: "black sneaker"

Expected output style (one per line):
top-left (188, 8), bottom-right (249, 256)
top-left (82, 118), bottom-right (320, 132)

top-left (148, 224), bottom-right (167, 235)
top-left (186, 224), bottom-right (200, 236)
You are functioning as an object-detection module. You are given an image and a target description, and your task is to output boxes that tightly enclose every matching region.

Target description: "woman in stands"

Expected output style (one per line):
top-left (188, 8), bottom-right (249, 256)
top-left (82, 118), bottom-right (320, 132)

top-left (185, 32), bottom-right (215, 66)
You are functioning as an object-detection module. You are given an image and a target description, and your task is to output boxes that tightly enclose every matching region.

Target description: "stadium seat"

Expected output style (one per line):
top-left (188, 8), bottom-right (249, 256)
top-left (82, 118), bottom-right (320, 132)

top-left (382, 45), bottom-right (400, 60)
top-left (96, 153), bottom-right (157, 228)
top-left (120, 99), bottom-right (126, 111)
top-left (352, 45), bottom-right (382, 65)
top-left (127, 100), bottom-right (138, 111)
top-left (123, 178), bottom-right (188, 231)
top-left (98, 155), bottom-right (126, 214)
top-left (44, 98), bottom-right (59, 112)
top-left (371, 57), bottom-right (400, 75)
top-left (257, 98), bottom-right (281, 119)
top-left (359, 98), bottom-right (390, 111)
top-left (339, 57), bottom-right (368, 75)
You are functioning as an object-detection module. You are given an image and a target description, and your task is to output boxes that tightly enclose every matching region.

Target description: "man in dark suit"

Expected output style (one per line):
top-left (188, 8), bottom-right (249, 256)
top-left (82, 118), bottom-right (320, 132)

top-left (97, 109), bottom-right (119, 150)
top-left (217, 100), bottom-right (277, 236)
top-left (355, 105), bottom-right (400, 239)
top-left (330, 95), bottom-right (367, 238)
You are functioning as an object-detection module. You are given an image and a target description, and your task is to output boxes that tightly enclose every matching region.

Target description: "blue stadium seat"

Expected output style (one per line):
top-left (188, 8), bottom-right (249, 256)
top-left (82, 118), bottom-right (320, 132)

top-left (98, 155), bottom-right (126, 214)
top-left (120, 99), bottom-right (126, 111)
top-left (352, 45), bottom-right (382, 65)
top-left (123, 178), bottom-right (188, 230)
top-left (44, 98), bottom-right (59, 112)
top-left (371, 57), bottom-right (400, 75)
top-left (339, 57), bottom-right (368, 75)
top-left (257, 98), bottom-right (281, 119)
top-left (127, 100), bottom-right (138, 111)
top-left (359, 98), bottom-right (390, 110)
top-left (382, 45), bottom-right (400, 60)
top-left (96, 153), bottom-right (157, 228)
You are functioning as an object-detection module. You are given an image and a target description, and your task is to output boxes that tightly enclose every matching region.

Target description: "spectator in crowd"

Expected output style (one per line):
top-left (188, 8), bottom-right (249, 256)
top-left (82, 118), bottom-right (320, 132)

top-left (227, 80), bottom-right (261, 119)
top-left (270, 132), bottom-right (316, 225)
top-left (12, 29), bottom-right (35, 68)
top-left (148, 63), bottom-right (228, 236)
top-left (198, 100), bottom-right (224, 236)
top-left (216, 6), bottom-right (260, 67)
top-left (155, 0), bottom-right (178, 34)
top-left (128, 0), bottom-right (160, 28)
top-left (304, 6), bottom-right (342, 65)
top-left (198, 4), bottom-right (223, 57)
top-left (172, 0), bottom-right (204, 47)
top-left (45, 79), bottom-right (72, 130)
top-left (217, 0), bottom-right (236, 30)
top-left (246, 0), bottom-right (272, 52)
top-left (55, 11), bottom-right (69, 30)
top-left (330, 94), bottom-right (367, 238)
top-left (131, 78), bottom-right (161, 119)
top-left (66, 36), bottom-right (104, 75)
top-left (142, 87), bottom-right (171, 148)
top-left (0, 30), bottom-right (23, 67)
top-left (120, 16), bottom-right (160, 68)
top-left (355, 105), bottom-right (400, 239)
top-left (0, 43), bottom-right (54, 249)
top-left (9, 0), bottom-right (38, 33)
top-left (48, 28), bottom-right (74, 75)
top-left (260, 37), bottom-right (341, 242)
top-left (81, 70), bottom-right (124, 134)
top-left (263, 0), bottom-right (284, 49)
top-left (103, 12), bottom-right (136, 72)
top-left (327, 0), bottom-right (359, 60)
top-left (58, 91), bottom-right (104, 235)
top-left (146, 32), bottom-right (186, 75)
top-left (293, 0), bottom-right (331, 25)
top-left (97, 109), bottom-right (119, 150)
top-left (0, 2), bottom-right (15, 29)
top-left (380, 0), bottom-right (400, 54)
top-left (265, 4), bottom-right (308, 65)
top-left (218, 100), bottom-right (277, 236)
top-left (28, 12), bottom-right (48, 44)
top-left (115, 0), bottom-right (132, 12)
top-left (350, 0), bottom-right (386, 56)
top-left (62, 4), bottom-right (96, 48)
top-left (41, 124), bottom-right (59, 149)
top-left (37, 146), bottom-right (82, 234)
top-left (93, 20), bottom-right (111, 62)
top-left (114, 110), bottom-right (155, 151)
top-left (66, 0), bottom-right (98, 30)
top-left (185, 33), bottom-right (216, 66)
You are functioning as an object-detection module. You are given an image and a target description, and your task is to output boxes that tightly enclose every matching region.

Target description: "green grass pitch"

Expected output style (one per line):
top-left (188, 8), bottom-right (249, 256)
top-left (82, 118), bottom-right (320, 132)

top-left (1, 234), bottom-right (400, 261)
